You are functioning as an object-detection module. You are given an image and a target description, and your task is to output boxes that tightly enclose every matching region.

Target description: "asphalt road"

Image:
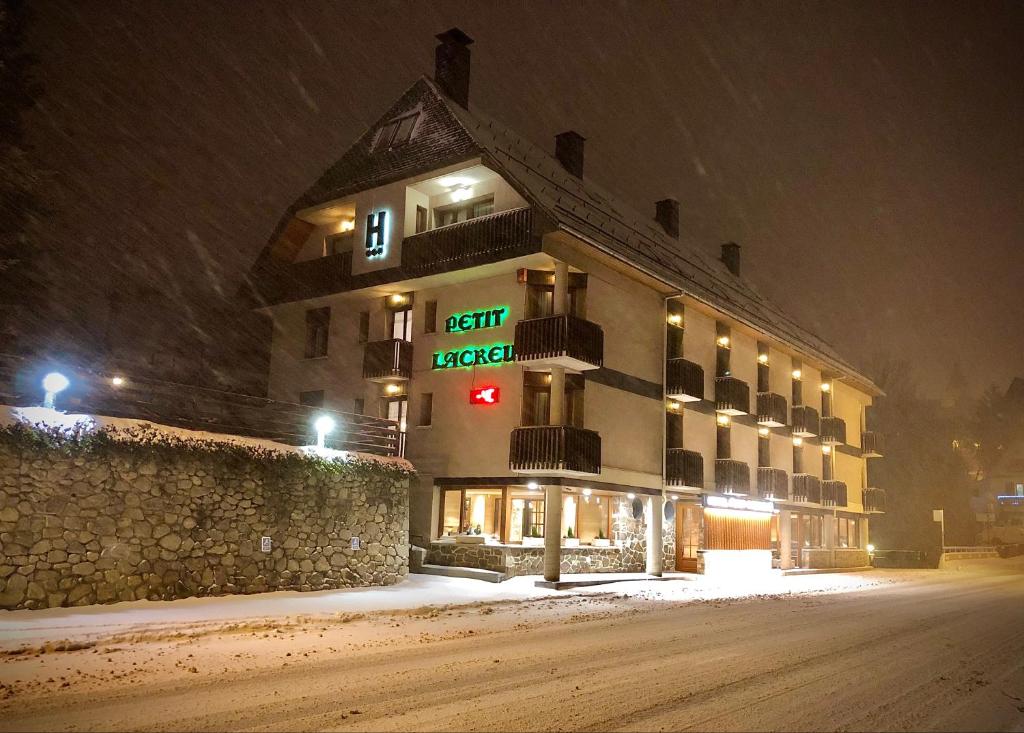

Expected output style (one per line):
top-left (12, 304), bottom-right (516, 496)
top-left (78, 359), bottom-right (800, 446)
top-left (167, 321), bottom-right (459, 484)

top-left (1, 561), bottom-right (1022, 732)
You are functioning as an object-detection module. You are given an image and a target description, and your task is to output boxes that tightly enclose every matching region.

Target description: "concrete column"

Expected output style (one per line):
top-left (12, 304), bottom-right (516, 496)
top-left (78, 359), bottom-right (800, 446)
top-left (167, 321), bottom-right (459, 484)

top-left (823, 514), bottom-right (836, 549)
top-left (543, 484), bottom-right (562, 582)
top-left (779, 509), bottom-right (793, 570)
top-left (646, 494), bottom-right (664, 576)
top-left (860, 517), bottom-right (870, 549)
top-left (549, 367), bottom-right (566, 426)
top-left (554, 261), bottom-right (569, 315)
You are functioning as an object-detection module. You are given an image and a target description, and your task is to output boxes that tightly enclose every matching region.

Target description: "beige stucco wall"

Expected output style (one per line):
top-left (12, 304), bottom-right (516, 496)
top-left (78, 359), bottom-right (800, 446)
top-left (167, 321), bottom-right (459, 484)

top-left (834, 381), bottom-right (868, 449)
top-left (836, 451), bottom-right (865, 512)
top-left (683, 307), bottom-right (717, 397)
top-left (683, 409), bottom-right (717, 487)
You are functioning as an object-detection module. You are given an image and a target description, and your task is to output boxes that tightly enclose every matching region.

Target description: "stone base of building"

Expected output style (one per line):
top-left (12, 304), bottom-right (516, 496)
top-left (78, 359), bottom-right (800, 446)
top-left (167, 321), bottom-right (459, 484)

top-left (427, 541), bottom-right (646, 578)
top-left (800, 548), bottom-right (870, 569)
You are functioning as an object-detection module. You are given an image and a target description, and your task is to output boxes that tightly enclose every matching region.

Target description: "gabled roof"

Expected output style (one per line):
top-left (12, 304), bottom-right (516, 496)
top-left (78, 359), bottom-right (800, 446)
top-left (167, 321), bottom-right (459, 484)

top-left (250, 76), bottom-right (881, 395)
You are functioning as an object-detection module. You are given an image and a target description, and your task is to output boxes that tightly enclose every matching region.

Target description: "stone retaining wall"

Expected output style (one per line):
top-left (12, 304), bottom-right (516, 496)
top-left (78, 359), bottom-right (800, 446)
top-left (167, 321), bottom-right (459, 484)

top-left (0, 423), bottom-right (410, 610)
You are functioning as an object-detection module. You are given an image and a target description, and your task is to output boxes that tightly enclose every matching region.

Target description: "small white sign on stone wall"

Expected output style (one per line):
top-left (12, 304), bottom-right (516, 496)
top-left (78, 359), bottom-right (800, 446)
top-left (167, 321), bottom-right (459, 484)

top-left (260, 536), bottom-right (272, 553)
top-left (351, 537), bottom-right (361, 550)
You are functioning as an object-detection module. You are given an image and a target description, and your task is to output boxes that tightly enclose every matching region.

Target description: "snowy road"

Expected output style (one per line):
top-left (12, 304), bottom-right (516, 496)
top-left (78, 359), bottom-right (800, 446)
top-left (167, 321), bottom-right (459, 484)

top-left (1, 560), bottom-right (1022, 732)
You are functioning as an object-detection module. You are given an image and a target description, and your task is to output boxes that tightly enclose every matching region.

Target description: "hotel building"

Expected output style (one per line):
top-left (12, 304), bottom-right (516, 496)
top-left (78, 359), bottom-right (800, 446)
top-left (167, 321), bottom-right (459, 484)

top-left (246, 29), bottom-right (886, 581)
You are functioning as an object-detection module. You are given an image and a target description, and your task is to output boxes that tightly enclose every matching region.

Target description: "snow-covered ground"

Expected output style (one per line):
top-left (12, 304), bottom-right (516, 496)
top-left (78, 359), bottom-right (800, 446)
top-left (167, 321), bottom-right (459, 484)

top-left (1, 559), bottom-right (1021, 731)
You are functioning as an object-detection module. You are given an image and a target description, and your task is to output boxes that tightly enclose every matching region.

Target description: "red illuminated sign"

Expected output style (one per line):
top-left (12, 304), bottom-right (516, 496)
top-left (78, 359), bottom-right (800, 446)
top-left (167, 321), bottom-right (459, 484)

top-left (469, 386), bottom-right (500, 405)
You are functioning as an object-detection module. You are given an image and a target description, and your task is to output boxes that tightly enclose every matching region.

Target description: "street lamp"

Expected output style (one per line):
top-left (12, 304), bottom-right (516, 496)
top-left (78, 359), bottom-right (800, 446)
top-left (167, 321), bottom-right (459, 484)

top-left (42, 372), bottom-right (69, 410)
top-left (314, 415), bottom-right (336, 450)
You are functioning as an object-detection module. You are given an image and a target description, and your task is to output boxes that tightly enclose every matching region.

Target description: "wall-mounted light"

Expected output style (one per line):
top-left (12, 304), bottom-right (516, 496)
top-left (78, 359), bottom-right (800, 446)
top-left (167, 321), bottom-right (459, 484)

top-left (667, 313), bottom-right (683, 326)
top-left (42, 372), bottom-right (69, 410)
top-left (792, 369), bottom-right (802, 380)
top-left (757, 353), bottom-right (769, 364)
top-left (758, 427), bottom-right (770, 437)
top-left (793, 436), bottom-right (804, 446)
top-left (389, 293), bottom-right (406, 306)
top-left (527, 481), bottom-right (540, 491)
top-left (385, 383), bottom-right (401, 395)
top-left (822, 445), bottom-right (832, 455)
top-left (821, 382), bottom-right (831, 393)
top-left (716, 413), bottom-right (731, 426)
top-left (667, 400), bottom-right (680, 412)
top-left (450, 187), bottom-right (473, 202)
top-left (716, 336), bottom-right (730, 347)
top-left (111, 376), bottom-right (125, 387)
top-left (339, 219), bottom-right (355, 233)
top-left (314, 415), bottom-right (336, 450)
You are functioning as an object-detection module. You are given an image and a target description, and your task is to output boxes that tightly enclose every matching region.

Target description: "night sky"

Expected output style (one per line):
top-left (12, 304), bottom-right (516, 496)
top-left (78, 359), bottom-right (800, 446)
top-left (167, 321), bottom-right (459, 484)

top-left (23, 1), bottom-right (1023, 395)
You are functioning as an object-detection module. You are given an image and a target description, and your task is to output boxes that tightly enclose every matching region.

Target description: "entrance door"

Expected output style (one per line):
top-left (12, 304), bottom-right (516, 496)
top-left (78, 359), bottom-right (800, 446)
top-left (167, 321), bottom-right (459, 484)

top-left (675, 504), bottom-right (701, 572)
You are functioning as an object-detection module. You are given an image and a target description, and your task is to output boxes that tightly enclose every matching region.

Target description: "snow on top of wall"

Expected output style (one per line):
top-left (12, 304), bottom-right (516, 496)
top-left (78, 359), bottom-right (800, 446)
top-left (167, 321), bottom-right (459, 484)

top-left (0, 405), bottom-right (414, 472)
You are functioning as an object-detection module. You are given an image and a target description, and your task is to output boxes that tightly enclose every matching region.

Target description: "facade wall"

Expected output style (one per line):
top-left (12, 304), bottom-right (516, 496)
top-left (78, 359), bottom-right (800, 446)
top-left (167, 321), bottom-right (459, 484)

top-left (0, 425), bottom-right (410, 611)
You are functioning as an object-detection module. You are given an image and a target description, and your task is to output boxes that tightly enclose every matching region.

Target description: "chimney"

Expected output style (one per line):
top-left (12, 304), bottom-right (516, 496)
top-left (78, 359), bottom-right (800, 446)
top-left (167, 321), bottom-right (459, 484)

top-left (655, 198), bottom-right (679, 239)
top-left (434, 28), bottom-right (473, 108)
top-left (721, 242), bottom-right (741, 277)
top-left (555, 131), bottom-right (585, 178)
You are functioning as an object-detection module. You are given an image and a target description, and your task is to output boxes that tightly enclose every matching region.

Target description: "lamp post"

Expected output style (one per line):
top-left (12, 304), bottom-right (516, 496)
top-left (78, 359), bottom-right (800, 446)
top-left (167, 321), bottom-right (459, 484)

top-left (314, 415), bottom-right (336, 451)
top-left (42, 372), bottom-right (70, 410)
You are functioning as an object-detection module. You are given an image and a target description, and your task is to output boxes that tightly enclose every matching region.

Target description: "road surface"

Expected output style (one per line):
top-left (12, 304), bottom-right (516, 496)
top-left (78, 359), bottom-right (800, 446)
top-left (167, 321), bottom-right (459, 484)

top-left (1, 560), bottom-right (1022, 731)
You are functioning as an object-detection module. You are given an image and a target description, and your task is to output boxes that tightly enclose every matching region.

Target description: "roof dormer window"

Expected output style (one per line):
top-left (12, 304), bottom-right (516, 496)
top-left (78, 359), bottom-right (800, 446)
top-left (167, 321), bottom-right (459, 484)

top-left (375, 111), bottom-right (420, 151)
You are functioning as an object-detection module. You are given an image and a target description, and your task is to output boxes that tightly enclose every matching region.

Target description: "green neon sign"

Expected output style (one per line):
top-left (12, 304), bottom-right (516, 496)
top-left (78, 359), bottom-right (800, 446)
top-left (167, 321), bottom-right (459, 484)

top-left (444, 306), bottom-right (508, 334)
top-left (431, 343), bottom-right (516, 370)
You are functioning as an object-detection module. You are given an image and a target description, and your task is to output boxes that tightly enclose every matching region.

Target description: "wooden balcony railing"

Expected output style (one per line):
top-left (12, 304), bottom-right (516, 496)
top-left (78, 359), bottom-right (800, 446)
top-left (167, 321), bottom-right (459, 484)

top-left (514, 315), bottom-right (603, 370)
top-left (792, 474), bottom-right (822, 504)
top-left (714, 376), bottom-right (750, 416)
top-left (666, 358), bottom-right (704, 402)
top-left (822, 480), bottom-right (848, 508)
top-left (863, 487), bottom-right (887, 513)
top-left (666, 448), bottom-right (704, 488)
top-left (757, 467), bottom-right (789, 500)
top-left (820, 416), bottom-right (847, 446)
top-left (756, 392), bottom-right (788, 427)
top-left (251, 251), bottom-right (353, 305)
top-left (715, 458), bottom-right (750, 494)
top-left (791, 405), bottom-right (820, 437)
top-left (362, 339), bottom-right (413, 381)
top-left (402, 207), bottom-right (535, 272)
top-left (509, 425), bottom-right (601, 476)
top-left (862, 431), bottom-right (884, 458)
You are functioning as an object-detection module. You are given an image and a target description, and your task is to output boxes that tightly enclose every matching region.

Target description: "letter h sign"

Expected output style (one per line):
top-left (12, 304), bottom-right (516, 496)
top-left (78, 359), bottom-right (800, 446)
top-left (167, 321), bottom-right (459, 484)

top-left (365, 211), bottom-right (386, 258)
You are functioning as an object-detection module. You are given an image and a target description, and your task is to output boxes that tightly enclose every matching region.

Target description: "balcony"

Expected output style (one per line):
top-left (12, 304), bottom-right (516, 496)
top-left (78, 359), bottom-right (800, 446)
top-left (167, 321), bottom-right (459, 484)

top-left (820, 416), bottom-right (847, 446)
top-left (509, 425), bottom-right (601, 477)
top-left (714, 376), bottom-right (750, 416)
top-left (666, 358), bottom-right (704, 403)
top-left (862, 431), bottom-right (884, 458)
top-left (757, 467), bottom-right (789, 501)
top-left (822, 480), bottom-right (848, 507)
top-left (252, 251), bottom-right (352, 305)
top-left (863, 487), bottom-right (887, 513)
top-left (666, 449), bottom-right (703, 488)
top-left (791, 474), bottom-right (821, 504)
top-left (402, 207), bottom-right (536, 272)
top-left (362, 339), bottom-right (413, 381)
top-left (715, 459), bottom-right (750, 494)
top-left (791, 405), bottom-right (820, 437)
top-left (514, 314), bottom-right (603, 371)
top-left (756, 392), bottom-right (788, 427)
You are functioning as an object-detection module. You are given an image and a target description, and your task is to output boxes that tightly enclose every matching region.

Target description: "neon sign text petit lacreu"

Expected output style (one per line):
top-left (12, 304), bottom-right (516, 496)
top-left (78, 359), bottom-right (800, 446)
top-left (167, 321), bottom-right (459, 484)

top-left (444, 306), bottom-right (508, 334)
top-left (431, 343), bottom-right (515, 370)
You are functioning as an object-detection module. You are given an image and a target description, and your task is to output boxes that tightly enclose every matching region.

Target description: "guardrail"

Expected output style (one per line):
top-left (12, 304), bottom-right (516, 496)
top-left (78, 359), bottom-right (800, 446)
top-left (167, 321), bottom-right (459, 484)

top-left (0, 354), bottom-right (402, 456)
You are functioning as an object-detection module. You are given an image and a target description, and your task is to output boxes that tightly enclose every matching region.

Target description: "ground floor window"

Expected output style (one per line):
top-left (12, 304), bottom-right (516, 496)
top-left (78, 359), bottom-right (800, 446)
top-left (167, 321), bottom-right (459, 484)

top-left (837, 517), bottom-right (860, 548)
top-left (675, 504), bottom-right (701, 572)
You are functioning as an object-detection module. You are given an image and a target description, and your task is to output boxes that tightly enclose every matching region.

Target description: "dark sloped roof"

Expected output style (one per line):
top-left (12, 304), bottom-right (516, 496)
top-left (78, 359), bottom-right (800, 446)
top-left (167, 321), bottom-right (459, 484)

top-left (251, 76), bottom-right (880, 394)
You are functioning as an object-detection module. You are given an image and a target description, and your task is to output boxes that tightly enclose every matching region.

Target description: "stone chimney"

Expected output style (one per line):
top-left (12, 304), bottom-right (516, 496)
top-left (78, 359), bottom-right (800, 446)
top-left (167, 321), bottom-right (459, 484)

top-left (434, 28), bottom-right (473, 108)
top-left (721, 242), bottom-right (741, 277)
top-left (655, 198), bottom-right (679, 239)
top-left (555, 131), bottom-right (585, 178)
